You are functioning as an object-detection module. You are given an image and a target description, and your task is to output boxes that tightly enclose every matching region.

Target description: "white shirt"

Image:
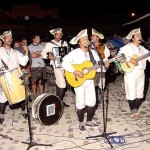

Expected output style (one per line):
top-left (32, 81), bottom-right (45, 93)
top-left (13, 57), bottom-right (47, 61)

top-left (118, 43), bottom-right (150, 71)
top-left (62, 48), bottom-right (91, 73)
top-left (0, 47), bottom-right (29, 71)
top-left (42, 40), bottom-right (68, 68)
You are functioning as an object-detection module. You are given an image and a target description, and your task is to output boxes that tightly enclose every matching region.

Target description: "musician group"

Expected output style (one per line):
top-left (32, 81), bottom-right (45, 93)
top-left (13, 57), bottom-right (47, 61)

top-left (0, 27), bottom-right (150, 131)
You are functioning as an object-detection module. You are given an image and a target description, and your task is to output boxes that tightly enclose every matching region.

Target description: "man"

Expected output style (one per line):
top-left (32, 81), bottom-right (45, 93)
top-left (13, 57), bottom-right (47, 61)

top-left (13, 40), bottom-right (20, 49)
top-left (90, 28), bottom-right (110, 105)
top-left (28, 34), bottom-right (46, 99)
top-left (42, 28), bottom-right (70, 107)
top-left (62, 29), bottom-right (99, 131)
top-left (15, 38), bottom-right (32, 94)
top-left (118, 28), bottom-right (150, 119)
top-left (0, 30), bottom-right (29, 124)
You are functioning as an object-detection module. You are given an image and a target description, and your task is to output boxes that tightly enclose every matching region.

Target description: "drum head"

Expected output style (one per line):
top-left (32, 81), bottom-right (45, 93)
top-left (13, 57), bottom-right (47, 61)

top-left (37, 94), bottom-right (63, 125)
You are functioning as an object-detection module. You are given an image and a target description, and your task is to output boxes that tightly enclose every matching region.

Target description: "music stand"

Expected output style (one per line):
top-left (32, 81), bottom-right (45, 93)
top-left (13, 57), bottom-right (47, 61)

top-left (22, 74), bottom-right (52, 150)
top-left (86, 56), bottom-right (117, 148)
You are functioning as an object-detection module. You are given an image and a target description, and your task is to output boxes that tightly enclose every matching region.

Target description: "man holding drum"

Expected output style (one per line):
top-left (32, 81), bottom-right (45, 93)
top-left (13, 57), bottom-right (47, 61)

top-left (0, 30), bottom-right (29, 124)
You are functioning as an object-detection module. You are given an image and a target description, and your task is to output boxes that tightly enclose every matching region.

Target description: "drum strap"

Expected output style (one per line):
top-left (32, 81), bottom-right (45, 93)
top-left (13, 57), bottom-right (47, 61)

top-left (14, 51), bottom-right (23, 76)
top-left (1, 59), bottom-right (8, 70)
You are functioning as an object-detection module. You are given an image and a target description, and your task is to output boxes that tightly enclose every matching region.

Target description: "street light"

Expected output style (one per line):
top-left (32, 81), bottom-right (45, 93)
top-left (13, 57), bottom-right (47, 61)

top-left (24, 15), bottom-right (30, 42)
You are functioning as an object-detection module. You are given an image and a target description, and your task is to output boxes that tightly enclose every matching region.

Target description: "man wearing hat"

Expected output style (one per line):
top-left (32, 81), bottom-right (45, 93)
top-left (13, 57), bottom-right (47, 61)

top-left (42, 28), bottom-right (70, 107)
top-left (62, 29), bottom-right (99, 131)
top-left (90, 28), bottom-right (110, 105)
top-left (0, 30), bottom-right (29, 124)
top-left (118, 28), bottom-right (150, 119)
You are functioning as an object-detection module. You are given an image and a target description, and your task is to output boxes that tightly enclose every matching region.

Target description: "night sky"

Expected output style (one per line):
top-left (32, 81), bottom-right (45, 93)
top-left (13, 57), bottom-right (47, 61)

top-left (0, 0), bottom-right (149, 17)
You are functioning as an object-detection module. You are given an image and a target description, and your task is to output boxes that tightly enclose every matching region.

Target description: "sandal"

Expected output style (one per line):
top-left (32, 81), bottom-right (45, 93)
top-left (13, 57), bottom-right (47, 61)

top-left (0, 118), bottom-right (4, 124)
top-left (22, 114), bottom-right (28, 120)
top-left (137, 113), bottom-right (143, 118)
top-left (130, 114), bottom-right (139, 120)
top-left (79, 125), bottom-right (85, 131)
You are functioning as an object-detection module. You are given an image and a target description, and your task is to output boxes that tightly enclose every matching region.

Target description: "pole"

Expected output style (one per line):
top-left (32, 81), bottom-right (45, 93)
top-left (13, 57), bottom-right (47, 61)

top-left (86, 56), bottom-right (117, 148)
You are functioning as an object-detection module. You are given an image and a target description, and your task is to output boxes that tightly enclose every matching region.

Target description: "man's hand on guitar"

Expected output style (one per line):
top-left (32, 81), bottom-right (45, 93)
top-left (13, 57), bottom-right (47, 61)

top-left (73, 70), bottom-right (84, 78)
top-left (130, 58), bottom-right (138, 66)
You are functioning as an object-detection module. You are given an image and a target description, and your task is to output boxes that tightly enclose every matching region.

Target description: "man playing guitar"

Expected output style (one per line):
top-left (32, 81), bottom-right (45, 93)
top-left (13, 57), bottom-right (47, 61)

top-left (118, 28), bottom-right (150, 119)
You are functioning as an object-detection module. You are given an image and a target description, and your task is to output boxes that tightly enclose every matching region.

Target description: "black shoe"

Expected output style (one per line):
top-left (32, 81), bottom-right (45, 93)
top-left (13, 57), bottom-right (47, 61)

top-left (63, 102), bottom-right (70, 107)
top-left (22, 114), bottom-right (28, 120)
top-left (0, 118), bottom-right (4, 124)
top-left (79, 125), bottom-right (85, 131)
top-left (85, 122), bottom-right (99, 127)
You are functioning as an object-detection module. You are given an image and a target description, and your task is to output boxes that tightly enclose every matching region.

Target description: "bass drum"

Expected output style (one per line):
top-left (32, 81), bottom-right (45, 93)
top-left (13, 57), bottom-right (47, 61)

top-left (32, 94), bottom-right (63, 126)
top-left (0, 68), bottom-right (25, 105)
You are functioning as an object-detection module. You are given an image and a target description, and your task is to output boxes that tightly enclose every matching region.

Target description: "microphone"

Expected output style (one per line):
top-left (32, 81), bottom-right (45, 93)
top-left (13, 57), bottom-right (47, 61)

top-left (141, 39), bottom-right (146, 43)
top-left (83, 40), bottom-right (91, 48)
top-left (132, 37), bottom-right (142, 42)
top-left (90, 40), bottom-right (96, 49)
top-left (85, 39), bottom-right (91, 45)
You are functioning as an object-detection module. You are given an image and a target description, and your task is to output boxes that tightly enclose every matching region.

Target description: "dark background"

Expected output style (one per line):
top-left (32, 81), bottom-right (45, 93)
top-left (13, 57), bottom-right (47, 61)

top-left (0, 0), bottom-right (149, 42)
top-left (0, 0), bottom-right (149, 16)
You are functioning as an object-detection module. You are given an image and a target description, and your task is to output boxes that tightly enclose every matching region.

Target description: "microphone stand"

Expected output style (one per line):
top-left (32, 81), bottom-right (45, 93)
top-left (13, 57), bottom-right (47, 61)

top-left (21, 73), bottom-right (52, 149)
top-left (86, 50), bottom-right (117, 148)
top-left (0, 60), bottom-right (13, 140)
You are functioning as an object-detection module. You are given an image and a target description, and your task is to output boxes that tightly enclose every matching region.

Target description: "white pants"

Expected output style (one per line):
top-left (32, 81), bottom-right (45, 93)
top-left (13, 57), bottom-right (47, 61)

top-left (54, 68), bottom-right (66, 88)
top-left (98, 77), bottom-right (105, 89)
top-left (74, 80), bottom-right (96, 109)
top-left (124, 69), bottom-right (145, 100)
top-left (0, 87), bottom-right (7, 103)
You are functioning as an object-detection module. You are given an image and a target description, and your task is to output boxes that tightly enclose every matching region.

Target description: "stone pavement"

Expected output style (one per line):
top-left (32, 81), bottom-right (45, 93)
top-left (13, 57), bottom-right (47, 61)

top-left (0, 74), bottom-right (150, 150)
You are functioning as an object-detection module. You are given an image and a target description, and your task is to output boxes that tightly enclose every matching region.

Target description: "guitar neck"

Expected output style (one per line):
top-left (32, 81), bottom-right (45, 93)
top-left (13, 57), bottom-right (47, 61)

top-left (108, 58), bottom-right (115, 63)
top-left (136, 52), bottom-right (150, 62)
top-left (87, 64), bottom-right (99, 72)
top-left (88, 58), bottom-right (115, 71)
top-left (87, 54), bottom-right (123, 72)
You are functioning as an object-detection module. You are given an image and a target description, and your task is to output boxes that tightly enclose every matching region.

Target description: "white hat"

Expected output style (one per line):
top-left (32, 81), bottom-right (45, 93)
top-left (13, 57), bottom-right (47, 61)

top-left (69, 29), bottom-right (88, 45)
top-left (49, 28), bottom-right (62, 35)
top-left (126, 28), bottom-right (141, 39)
top-left (0, 35), bottom-right (3, 40)
top-left (1, 30), bottom-right (12, 40)
top-left (92, 28), bottom-right (104, 39)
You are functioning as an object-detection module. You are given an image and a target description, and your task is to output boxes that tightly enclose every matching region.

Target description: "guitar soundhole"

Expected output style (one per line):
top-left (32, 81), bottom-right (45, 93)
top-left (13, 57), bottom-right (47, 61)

top-left (83, 68), bottom-right (88, 74)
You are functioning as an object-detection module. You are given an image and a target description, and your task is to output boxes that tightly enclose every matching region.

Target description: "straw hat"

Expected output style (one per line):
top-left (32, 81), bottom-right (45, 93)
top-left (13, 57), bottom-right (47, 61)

top-left (69, 29), bottom-right (88, 45)
top-left (1, 30), bottom-right (12, 40)
top-left (92, 28), bottom-right (104, 39)
top-left (49, 28), bottom-right (62, 35)
top-left (126, 28), bottom-right (141, 40)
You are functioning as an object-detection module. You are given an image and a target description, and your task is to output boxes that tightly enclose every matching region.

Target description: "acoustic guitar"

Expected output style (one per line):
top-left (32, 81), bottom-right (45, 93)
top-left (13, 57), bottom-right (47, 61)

top-left (120, 52), bottom-right (150, 73)
top-left (65, 54), bottom-right (125, 87)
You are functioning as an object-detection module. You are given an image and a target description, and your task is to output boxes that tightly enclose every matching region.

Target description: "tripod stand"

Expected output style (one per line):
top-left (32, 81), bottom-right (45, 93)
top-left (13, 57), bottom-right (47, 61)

top-left (21, 74), bottom-right (52, 149)
top-left (86, 58), bottom-right (117, 148)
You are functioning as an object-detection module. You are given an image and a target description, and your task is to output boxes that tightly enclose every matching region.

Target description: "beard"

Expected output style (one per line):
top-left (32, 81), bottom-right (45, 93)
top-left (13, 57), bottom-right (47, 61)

top-left (7, 41), bottom-right (12, 46)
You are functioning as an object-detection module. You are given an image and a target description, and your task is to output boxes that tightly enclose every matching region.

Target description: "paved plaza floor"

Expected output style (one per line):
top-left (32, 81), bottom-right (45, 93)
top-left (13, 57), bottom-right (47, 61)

top-left (0, 74), bottom-right (150, 150)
